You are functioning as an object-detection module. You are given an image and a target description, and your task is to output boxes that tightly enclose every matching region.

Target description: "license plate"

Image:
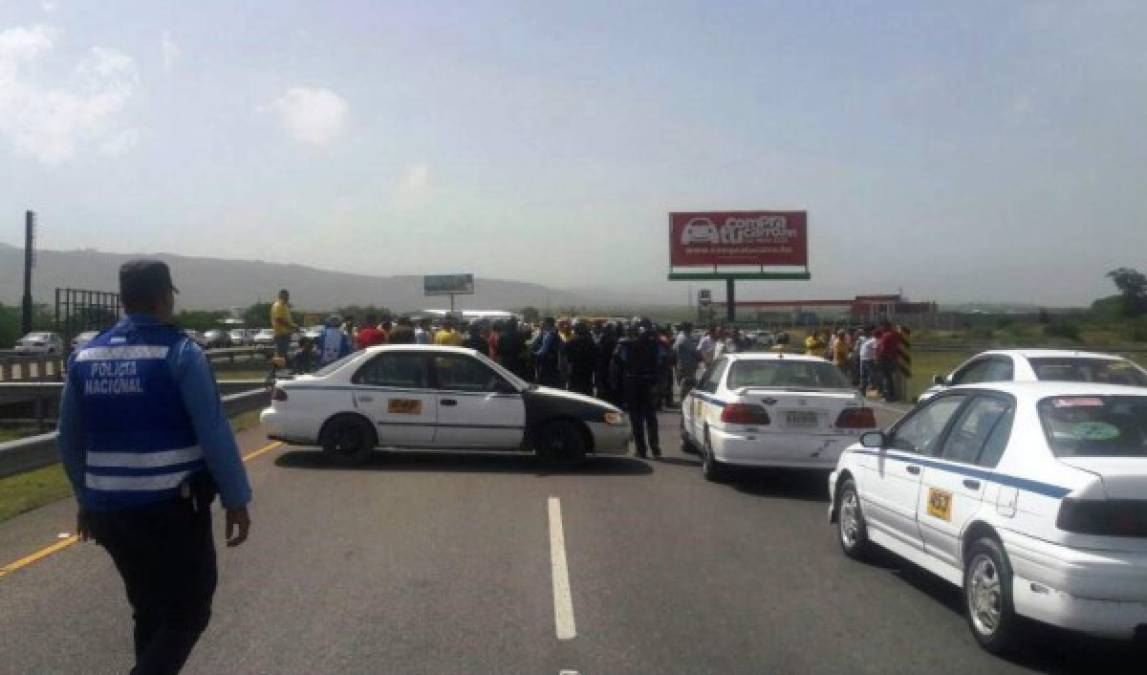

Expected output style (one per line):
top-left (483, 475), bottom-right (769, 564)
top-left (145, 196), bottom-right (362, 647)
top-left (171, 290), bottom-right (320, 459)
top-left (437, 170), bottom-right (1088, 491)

top-left (785, 411), bottom-right (819, 427)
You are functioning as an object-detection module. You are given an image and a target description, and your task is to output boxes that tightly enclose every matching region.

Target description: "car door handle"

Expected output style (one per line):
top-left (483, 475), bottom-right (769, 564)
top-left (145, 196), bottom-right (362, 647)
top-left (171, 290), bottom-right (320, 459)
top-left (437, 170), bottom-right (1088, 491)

top-left (906, 465), bottom-right (921, 475)
top-left (963, 479), bottom-right (981, 490)
top-left (441, 399), bottom-right (457, 407)
top-left (357, 395), bottom-right (373, 403)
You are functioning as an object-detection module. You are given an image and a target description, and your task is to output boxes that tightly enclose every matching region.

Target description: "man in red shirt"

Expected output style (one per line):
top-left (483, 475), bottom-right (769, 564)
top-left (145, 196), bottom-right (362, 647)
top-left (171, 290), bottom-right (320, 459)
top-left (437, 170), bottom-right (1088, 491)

top-left (876, 320), bottom-right (902, 401)
top-left (355, 314), bottom-right (387, 350)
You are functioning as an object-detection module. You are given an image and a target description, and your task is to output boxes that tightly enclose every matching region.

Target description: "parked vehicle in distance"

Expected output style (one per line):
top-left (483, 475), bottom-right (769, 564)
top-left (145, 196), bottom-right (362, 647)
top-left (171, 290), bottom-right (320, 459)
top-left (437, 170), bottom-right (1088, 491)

top-left (203, 329), bottom-right (232, 349)
top-left (681, 352), bottom-right (877, 480)
top-left (829, 382), bottom-right (1147, 654)
top-left (228, 328), bottom-right (249, 346)
top-left (71, 331), bottom-right (100, 351)
top-left (14, 332), bottom-right (64, 355)
top-left (303, 325), bottom-right (324, 341)
top-left (919, 349), bottom-right (1147, 402)
top-left (252, 328), bottom-right (276, 346)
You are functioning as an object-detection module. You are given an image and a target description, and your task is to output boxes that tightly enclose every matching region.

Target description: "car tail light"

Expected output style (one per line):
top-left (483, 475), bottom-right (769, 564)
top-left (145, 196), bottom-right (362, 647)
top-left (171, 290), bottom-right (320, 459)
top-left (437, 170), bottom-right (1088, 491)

top-left (835, 408), bottom-right (877, 429)
top-left (1056, 499), bottom-right (1147, 537)
top-left (720, 403), bottom-right (771, 425)
top-left (272, 387), bottom-right (289, 402)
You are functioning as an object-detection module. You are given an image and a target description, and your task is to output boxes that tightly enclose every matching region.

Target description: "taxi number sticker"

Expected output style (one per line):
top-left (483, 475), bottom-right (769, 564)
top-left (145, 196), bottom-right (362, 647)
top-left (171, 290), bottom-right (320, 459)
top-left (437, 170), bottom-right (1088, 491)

top-left (927, 487), bottom-right (952, 522)
top-left (694, 398), bottom-right (704, 418)
top-left (387, 399), bottom-right (422, 415)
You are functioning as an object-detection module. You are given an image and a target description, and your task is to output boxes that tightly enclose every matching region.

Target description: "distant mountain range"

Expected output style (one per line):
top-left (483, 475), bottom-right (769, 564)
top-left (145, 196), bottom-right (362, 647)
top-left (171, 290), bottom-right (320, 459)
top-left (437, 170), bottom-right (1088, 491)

top-left (0, 243), bottom-right (620, 313)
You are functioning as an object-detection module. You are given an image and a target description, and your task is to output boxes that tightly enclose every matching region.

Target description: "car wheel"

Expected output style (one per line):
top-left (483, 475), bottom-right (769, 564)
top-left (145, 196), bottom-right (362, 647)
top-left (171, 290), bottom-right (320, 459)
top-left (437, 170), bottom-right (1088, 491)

top-left (534, 420), bottom-right (587, 467)
top-left (836, 478), bottom-right (871, 560)
top-left (964, 537), bottom-right (1021, 655)
top-left (701, 429), bottom-right (727, 482)
top-left (680, 418), bottom-right (698, 455)
top-left (320, 415), bottom-right (375, 465)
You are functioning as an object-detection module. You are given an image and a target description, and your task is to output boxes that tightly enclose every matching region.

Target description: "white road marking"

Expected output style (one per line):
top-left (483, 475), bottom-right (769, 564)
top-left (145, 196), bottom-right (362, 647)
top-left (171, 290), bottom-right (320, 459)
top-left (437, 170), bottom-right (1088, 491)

top-left (548, 496), bottom-right (577, 641)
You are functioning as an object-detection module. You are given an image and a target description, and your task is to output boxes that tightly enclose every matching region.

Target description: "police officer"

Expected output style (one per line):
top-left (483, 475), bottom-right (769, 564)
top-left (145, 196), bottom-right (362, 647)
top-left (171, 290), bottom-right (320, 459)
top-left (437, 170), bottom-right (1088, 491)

top-left (532, 317), bottom-right (562, 387)
top-left (612, 317), bottom-right (666, 458)
top-left (562, 320), bottom-right (598, 396)
top-left (57, 260), bottom-right (252, 675)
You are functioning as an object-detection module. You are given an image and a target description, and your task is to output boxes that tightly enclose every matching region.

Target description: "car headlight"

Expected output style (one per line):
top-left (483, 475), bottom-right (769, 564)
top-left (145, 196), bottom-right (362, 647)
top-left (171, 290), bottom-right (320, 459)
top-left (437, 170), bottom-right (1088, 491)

top-left (604, 411), bottom-right (627, 426)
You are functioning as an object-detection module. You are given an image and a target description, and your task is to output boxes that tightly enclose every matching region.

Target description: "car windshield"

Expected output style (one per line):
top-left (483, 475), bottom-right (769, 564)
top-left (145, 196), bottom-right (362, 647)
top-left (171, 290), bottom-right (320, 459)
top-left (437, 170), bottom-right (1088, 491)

top-left (1029, 358), bottom-right (1147, 387)
top-left (727, 360), bottom-right (852, 389)
top-left (312, 352), bottom-right (361, 378)
top-left (1038, 396), bottom-right (1147, 458)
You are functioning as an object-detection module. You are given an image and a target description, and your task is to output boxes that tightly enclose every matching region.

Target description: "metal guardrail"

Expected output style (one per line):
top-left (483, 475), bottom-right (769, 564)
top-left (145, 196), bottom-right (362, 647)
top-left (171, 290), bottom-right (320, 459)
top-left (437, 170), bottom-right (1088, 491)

top-left (0, 380), bottom-right (268, 430)
top-left (0, 387), bottom-right (271, 480)
top-left (0, 346), bottom-right (272, 383)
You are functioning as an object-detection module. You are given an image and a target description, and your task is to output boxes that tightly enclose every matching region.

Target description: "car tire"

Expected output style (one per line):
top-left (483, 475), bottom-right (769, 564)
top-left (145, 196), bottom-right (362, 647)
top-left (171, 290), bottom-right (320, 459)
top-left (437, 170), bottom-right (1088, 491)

top-left (836, 478), bottom-right (871, 561)
top-left (680, 418), bottom-right (698, 455)
top-left (534, 420), bottom-right (587, 467)
top-left (320, 415), bottom-right (375, 465)
top-left (964, 536), bottom-right (1021, 655)
top-left (701, 429), bottom-right (727, 482)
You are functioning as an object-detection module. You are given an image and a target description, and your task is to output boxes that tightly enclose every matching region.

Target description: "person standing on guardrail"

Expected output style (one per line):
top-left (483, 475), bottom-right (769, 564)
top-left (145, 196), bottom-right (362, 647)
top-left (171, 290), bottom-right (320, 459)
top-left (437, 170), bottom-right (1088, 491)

top-left (57, 259), bottom-right (252, 675)
top-left (270, 289), bottom-right (298, 359)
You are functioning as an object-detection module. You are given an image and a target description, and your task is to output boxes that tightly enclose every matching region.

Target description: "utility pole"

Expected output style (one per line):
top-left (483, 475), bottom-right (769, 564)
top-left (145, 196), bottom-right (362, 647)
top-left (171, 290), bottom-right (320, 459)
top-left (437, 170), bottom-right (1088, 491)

top-left (22, 211), bottom-right (35, 334)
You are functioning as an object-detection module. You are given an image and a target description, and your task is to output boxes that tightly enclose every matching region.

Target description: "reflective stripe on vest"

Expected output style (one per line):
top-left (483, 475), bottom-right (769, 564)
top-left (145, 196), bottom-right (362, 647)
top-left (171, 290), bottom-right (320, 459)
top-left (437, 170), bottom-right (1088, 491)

top-left (86, 444), bottom-right (203, 469)
top-left (86, 471), bottom-right (194, 492)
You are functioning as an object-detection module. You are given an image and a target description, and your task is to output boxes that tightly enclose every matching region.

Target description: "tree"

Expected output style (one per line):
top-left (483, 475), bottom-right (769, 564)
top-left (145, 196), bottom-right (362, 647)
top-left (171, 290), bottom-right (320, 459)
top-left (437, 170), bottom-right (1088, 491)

top-left (244, 302), bottom-right (274, 327)
top-left (519, 306), bottom-right (540, 323)
top-left (1106, 267), bottom-right (1147, 317)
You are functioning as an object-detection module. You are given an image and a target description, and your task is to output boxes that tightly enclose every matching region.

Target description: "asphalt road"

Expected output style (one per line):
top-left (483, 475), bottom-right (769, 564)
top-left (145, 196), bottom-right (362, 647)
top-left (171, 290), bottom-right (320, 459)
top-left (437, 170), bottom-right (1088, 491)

top-left (1, 410), bottom-right (1143, 674)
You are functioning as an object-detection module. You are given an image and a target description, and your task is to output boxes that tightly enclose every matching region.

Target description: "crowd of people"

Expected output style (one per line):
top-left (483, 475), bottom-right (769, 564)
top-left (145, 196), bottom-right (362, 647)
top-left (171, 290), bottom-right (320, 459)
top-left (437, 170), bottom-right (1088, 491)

top-left (800, 320), bottom-right (913, 402)
top-left (270, 289), bottom-right (915, 452)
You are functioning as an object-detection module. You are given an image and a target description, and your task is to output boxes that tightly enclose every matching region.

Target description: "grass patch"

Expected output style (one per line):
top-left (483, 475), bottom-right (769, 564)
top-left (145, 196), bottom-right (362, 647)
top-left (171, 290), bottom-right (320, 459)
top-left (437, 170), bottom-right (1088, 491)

top-left (230, 410), bottom-right (263, 434)
top-left (0, 463), bottom-right (73, 523)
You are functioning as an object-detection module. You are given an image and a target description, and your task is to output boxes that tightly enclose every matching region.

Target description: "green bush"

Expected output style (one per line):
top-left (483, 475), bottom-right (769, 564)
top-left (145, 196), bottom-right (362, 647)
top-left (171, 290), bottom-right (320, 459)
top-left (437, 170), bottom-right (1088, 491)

top-left (1045, 322), bottom-right (1082, 342)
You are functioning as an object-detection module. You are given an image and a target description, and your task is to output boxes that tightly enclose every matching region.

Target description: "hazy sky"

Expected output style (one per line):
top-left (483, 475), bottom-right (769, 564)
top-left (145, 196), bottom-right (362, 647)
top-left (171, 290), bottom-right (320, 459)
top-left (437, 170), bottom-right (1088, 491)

top-left (1, 1), bottom-right (1144, 306)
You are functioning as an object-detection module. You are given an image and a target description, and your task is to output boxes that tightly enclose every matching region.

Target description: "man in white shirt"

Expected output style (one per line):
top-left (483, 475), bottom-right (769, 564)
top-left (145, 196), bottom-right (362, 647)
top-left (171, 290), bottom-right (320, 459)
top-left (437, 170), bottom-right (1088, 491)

top-left (697, 327), bottom-right (718, 367)
top-left (858, 328), bottom-right (877, 396)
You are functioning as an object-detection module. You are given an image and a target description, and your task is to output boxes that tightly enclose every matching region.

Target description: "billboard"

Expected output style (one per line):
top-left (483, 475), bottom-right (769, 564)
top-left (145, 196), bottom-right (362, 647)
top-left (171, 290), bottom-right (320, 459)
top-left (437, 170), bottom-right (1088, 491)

top-left (669, 211), bottom-right (808, 267)
top-left (424, 274), bottom-right (475, 296)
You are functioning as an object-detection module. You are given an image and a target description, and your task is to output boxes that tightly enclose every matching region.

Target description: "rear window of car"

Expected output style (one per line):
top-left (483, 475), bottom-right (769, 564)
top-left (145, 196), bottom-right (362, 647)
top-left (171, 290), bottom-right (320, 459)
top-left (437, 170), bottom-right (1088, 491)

top-left (1038, 396), bottom-right (1147, 458)
top-left (727, 360), bottom-right (851, 389)
top-left (1029, 358), bottom-right (1147, 387)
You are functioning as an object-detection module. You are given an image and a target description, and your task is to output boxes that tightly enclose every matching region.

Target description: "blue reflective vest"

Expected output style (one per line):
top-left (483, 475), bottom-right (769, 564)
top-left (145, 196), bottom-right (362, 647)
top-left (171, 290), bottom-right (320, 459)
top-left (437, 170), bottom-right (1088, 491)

top-left (72, 318), bottom-right (204, 510)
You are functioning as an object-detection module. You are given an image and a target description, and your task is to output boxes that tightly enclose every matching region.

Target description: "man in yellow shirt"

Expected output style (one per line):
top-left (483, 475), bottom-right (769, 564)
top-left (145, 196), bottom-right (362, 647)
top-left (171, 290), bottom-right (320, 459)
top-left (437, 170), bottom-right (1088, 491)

top-left (804, 329), bottom-right (826, 358)
top-left (434, 317), bottom-right (464, 346)
top-left (270, 289), bottom-right (298, 358)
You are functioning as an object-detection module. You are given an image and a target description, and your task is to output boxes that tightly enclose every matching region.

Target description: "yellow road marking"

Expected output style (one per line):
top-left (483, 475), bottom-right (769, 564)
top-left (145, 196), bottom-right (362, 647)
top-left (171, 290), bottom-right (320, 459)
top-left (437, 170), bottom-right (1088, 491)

top-left (0, 440), bottom-right (283, 580)
top-left (242, 441), bottom-right (283, 462)
top-left (0, 535), bottom-right (80, 579)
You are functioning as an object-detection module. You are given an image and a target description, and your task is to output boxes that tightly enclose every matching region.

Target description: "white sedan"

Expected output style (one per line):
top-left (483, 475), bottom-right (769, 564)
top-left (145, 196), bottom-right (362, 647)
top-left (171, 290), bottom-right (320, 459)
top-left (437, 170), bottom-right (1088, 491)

top-left (681, 352), bottom-right (877, 480)
top-left (260, 345), bottom-right (631, 464)
top-left (829, 381), bottom-right (1147, 653)
top-left (14, 332), bottom-right (64, 354)
top-left (919, 349), bottom-right (1147, 402)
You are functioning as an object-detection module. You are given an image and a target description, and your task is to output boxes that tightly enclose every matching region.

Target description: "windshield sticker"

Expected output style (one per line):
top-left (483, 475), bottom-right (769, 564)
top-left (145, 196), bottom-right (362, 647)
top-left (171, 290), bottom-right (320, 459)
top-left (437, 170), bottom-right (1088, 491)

top-left (1052, 397), bottom-right (1105, 408)
top-left (1070, 421), bottom-right (1120, 441)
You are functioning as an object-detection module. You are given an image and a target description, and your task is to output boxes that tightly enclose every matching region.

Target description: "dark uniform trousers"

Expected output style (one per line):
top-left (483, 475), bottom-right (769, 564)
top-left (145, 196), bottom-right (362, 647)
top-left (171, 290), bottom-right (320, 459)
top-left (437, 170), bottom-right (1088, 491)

top-left (88, 494), bottom-right (217, 675)
top-left (626, 383), bottom-right (660, 456)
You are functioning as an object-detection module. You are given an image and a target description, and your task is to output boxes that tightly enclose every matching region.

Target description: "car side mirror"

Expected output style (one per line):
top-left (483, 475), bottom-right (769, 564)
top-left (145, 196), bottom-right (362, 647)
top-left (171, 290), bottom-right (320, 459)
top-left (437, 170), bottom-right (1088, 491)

top-left (932, 374), bottom-right (947, 386)
top-left (860, 431), bottom-right (886, 448)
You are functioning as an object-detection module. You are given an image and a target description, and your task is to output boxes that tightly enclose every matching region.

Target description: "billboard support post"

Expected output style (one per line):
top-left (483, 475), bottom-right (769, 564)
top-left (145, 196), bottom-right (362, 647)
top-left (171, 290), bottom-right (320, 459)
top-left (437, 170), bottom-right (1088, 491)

top-left (726, 278), bottom-right (735, 324)
top-left (22, 211), bottom-right (35, 335)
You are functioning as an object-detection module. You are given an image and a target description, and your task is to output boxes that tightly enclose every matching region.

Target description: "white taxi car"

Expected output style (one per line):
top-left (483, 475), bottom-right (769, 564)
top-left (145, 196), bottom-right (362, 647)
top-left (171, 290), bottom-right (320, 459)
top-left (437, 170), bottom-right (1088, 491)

top-left (829, 382), bottom-right (1147, 653)
top-left (681, 353), bottom-right (877, 480)
top-left (919, 349), bottom-right (1147, 402)
top-left (260, 345), bottom-right (630, 464)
